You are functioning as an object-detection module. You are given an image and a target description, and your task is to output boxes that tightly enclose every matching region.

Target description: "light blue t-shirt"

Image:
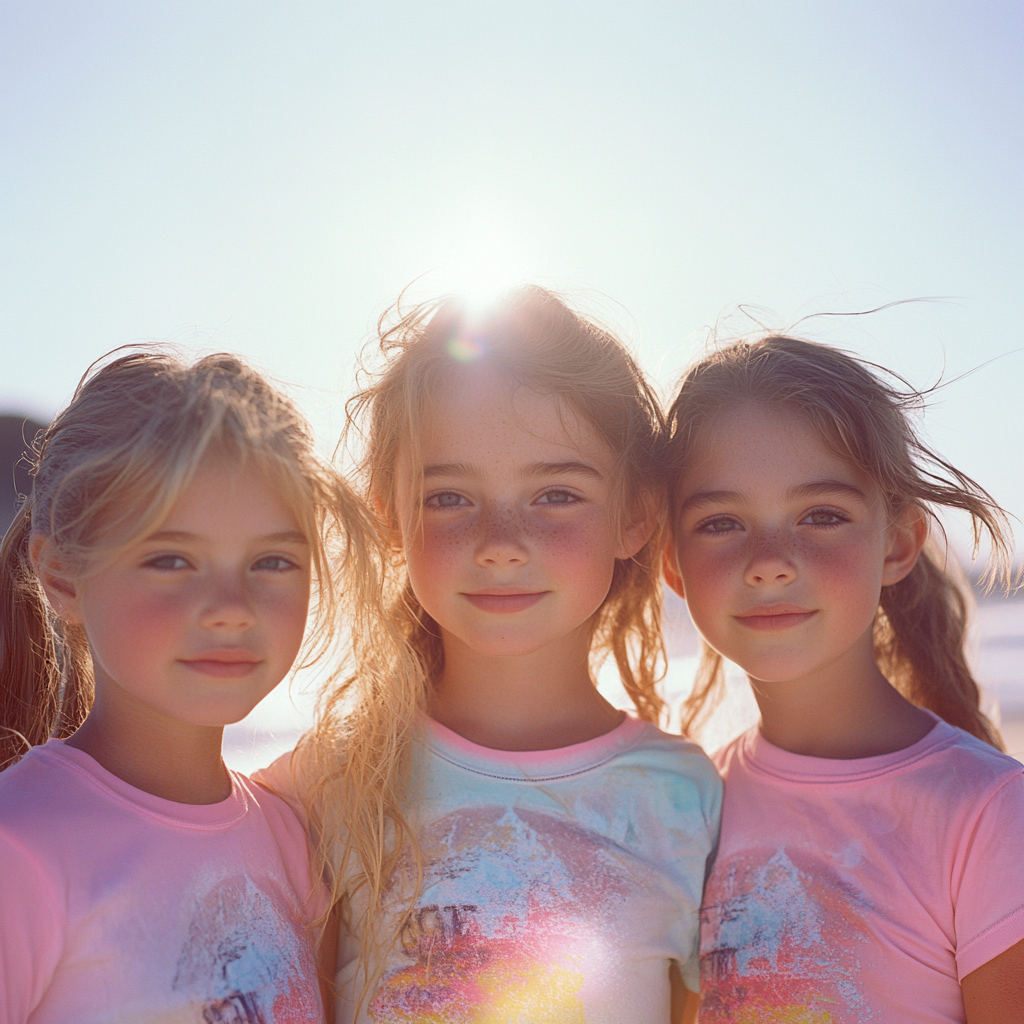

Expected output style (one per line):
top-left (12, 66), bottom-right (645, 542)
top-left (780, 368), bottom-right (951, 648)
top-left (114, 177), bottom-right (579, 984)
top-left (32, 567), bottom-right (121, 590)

top-left (339, 714), bottom-right (722, 1023)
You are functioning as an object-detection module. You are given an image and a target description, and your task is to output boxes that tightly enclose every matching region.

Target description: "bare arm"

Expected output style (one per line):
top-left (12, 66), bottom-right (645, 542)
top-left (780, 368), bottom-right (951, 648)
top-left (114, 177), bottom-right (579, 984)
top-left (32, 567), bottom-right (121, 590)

top-left (961, 937), bottom-right (1024, 1024)
top-left (669, 960), bottom-right (700, 1024)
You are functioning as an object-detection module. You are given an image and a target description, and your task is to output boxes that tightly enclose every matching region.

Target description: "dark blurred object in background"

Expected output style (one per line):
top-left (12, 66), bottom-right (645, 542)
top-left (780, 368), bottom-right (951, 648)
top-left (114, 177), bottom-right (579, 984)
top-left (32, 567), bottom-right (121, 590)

top-left (0, 414), bottom-right (47, 536)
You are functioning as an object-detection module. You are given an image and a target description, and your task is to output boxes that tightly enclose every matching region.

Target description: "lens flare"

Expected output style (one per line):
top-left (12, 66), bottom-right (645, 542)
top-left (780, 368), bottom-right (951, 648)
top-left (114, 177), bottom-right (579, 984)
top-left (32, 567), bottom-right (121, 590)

top-left (446, 333), bottom-right (486, 363)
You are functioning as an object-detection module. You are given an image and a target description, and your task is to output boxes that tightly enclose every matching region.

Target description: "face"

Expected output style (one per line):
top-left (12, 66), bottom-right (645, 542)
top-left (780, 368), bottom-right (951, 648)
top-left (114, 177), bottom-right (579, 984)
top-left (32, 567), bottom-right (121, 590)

top-left (38, 458), bottom-right (311, 728)
top-left (395, 372), bottom-right (649, 661)
top-left (666, 402), bottom-right (923, 686)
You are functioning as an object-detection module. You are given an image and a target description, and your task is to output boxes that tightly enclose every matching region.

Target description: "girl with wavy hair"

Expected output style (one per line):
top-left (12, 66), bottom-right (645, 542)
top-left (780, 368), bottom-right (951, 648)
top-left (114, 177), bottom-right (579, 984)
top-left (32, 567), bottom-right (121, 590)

top-left (0, 349), bottom-right (378, 1023)
top-left (662, 335), bottom-right (1023, 1023)
top-left (268, 287), bottom-right (721, 1023)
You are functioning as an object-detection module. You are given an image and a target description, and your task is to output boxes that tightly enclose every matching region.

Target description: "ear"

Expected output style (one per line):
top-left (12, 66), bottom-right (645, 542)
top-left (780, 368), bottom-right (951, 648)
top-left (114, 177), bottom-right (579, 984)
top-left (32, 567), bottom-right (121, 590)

top-left (662, 543), bottom-right (685, 599)
top-left (29, 532), bottom-right (84, 624)
top-left (615, 491), bottom-right (659, 561)
top-left (881, 505), bottom-right (928, 587)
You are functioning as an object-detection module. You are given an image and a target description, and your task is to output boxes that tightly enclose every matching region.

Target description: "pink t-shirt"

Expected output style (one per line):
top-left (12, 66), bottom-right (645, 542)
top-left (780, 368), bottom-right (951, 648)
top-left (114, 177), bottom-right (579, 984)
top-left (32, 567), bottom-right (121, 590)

top-left (0, 740), bottom-right (325, 1024)
top-left (699, 715), bottom-right (1024, 1023)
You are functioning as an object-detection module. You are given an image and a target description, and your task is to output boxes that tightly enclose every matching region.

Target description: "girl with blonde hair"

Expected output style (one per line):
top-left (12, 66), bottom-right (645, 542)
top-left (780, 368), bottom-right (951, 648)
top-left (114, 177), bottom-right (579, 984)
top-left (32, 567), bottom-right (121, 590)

top-left (0, 349), bottom-right (377, 1023)
top-left (661, 335), bottom-right (1024, 1023)
top-left (272, 286), bottom-right (721, 1023)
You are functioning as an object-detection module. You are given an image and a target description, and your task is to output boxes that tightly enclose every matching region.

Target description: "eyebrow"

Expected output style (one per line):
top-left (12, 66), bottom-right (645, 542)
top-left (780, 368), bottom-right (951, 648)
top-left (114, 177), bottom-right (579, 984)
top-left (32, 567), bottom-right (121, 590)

top-left (144, 530), bottom-right (309, 545)
top-left (422, 460), bottom-right (603, 480)
top-left (677, 479), bottom-right (868, 515)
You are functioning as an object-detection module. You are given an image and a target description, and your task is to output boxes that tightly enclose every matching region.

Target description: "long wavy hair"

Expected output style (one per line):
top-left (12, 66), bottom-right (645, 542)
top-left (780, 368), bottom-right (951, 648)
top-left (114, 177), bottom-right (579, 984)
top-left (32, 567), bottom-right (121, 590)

top-left (0, 347), bottom-right (379, 771)
top-left (304, 285), bottom-right (667, 998)
top-left (663, 335), bottom-right (1013, 748)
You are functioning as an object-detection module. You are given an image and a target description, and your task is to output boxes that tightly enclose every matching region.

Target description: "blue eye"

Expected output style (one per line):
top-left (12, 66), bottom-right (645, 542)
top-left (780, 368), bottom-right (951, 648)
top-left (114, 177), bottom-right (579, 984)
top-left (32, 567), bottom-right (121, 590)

top-left (800, 508), bottom-right (850, 527)
top-left (536, 489), bottom-right (579, 505)
top-left (144, 554), bottom-right (190, 570)
top-left (426, 492), bottom-right (470, 509)
top-left (697, 516), bottom-right (742, 534)
top-left (252, 556), bottom-right (298, 572)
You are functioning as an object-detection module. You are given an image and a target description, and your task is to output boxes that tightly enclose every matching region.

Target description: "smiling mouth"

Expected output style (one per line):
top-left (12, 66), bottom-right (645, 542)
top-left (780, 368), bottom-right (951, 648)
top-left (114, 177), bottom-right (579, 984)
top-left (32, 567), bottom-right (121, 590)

top-left (462, 591), bottom-right (549, 613)
top-left (734, 606), bottom-right (817, 631)
top-left (180, 656), bottom-right (262, 678)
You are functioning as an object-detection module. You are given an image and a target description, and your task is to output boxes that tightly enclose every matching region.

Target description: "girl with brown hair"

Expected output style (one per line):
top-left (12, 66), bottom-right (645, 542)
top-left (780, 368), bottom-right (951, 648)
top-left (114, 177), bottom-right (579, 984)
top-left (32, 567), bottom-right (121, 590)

top-left (662, 335), bottom-right (1023, 1023)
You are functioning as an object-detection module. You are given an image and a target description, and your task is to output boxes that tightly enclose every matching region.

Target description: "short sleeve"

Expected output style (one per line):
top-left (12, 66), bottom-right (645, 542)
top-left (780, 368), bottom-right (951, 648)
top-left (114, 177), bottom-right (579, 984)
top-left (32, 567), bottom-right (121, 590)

top-left (251, 748), bottom-right (308, 826)
top-left (952, 769), bottom-right (1024, 979)
top-left (674, 758), bottom-right (723, 993)
top-left (0, 829), bottom-right (65, 1023)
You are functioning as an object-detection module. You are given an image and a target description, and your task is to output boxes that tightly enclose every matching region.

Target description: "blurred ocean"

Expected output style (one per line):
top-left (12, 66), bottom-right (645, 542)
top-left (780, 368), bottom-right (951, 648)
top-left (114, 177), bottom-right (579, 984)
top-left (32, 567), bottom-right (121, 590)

top-left (224, 591), bottom-right (1024, 775)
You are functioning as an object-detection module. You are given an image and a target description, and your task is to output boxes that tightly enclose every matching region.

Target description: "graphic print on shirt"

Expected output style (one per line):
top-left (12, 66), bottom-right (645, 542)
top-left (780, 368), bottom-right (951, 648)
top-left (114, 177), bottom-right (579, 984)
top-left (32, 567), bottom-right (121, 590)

top-left (699, 847), bottom-right (874, 1024)
top-left (173, 873), bottom-right (321, 1023)
top-left (369, 805), bottom-right (651, 1023)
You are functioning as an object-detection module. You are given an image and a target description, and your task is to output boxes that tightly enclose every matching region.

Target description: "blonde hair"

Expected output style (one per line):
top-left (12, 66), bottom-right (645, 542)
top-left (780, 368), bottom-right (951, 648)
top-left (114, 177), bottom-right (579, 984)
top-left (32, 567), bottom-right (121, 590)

top-left (305, 285), bottom-right (667, 996)
top-left (663, 335), bottom-right (1013, 747)
top-left (0, 347), bottom-right (378, 771)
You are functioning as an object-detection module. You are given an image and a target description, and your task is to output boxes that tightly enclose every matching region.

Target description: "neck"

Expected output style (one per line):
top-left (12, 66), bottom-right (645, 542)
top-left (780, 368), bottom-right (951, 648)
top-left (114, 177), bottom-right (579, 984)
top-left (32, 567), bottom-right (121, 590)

top-left (65, 684), bottom-right (231, 804)
top-left (751, 628), bottom-right (935, 759)
top-left (429, 623), bottom-right (623, 751)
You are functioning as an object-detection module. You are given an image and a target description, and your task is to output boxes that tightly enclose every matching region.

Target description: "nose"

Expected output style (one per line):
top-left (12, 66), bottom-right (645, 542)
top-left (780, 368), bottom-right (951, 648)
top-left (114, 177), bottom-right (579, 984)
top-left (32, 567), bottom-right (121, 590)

top-left (474, 506), bottom-right (530, 568)
top-left (744, 531), bottom-right (797, 587)
top-left (198, 573), bottom-right (256, 631)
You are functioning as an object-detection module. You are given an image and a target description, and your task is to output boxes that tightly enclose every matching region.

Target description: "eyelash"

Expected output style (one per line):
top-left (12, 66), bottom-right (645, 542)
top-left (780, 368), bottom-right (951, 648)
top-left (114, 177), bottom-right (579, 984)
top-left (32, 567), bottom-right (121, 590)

top-left (800, 506), bottom-right (851, 527)
top-left (535, 488), bottom-right (581, 506)
top-left (144, 555), bottom-right (191, 571)
top-left (424, 489), bottom-right (583, 509)
top-left (143, 555), bottom-right (299, 572)
top-left (693, 515), bottom-right (735, 533)
top-left (251, 556), bottom-right (299, 572)
top-left (694, 506), bottom-right (852, 534)
top-left (424, 491), bottom-right (469, 510)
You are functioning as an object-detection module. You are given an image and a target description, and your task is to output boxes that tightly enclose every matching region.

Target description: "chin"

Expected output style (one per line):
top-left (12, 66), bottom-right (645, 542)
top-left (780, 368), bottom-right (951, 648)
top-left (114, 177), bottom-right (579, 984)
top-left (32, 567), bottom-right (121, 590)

top-left (465, 635), bottom-right (557, 659)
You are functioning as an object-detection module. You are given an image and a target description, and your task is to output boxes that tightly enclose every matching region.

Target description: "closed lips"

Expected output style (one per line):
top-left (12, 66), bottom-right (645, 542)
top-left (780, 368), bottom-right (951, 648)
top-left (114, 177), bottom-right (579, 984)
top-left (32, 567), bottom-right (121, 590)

top-left (180, 655), bottom-right (262, 677)
top-left (735, 606), bottom-right (816, 631)
top-left (463, 591), bottom-right (548, 613)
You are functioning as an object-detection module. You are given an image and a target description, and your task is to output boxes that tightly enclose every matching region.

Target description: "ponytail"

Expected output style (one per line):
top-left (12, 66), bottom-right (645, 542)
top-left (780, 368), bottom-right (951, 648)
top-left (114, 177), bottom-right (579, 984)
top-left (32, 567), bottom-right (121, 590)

top-left (0, 505), bottom-right (92, 770)
top-left (876, 541), bottom-right (1001, 747)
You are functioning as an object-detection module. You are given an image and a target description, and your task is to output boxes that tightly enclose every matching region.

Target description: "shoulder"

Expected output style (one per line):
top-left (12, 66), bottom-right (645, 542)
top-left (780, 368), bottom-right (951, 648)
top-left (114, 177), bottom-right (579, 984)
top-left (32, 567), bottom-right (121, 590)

top-left (249, 736), bottom-right (325, 831)
top-left (615, 719), bottom-right (723, 814)
top-left (913, 721), bottom-right (1023, 802)
top-left (0, 746), bottom-right (87, 913)
top-left (707, 728), bottom-right (752, 779)
top-left (0, 742), bottom-right (98, 836)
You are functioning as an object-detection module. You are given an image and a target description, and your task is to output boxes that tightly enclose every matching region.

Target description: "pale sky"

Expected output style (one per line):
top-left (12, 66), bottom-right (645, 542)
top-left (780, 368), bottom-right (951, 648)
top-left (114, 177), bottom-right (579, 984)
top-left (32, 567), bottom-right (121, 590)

top-left (2, 2), bottom-right (1022, 560)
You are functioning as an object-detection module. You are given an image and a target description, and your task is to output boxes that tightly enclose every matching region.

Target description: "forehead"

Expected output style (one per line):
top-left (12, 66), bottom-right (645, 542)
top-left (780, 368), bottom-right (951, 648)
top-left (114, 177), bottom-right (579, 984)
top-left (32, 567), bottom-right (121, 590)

top-left (676, 401), bottom-right (873, 496)
top-left (413, 371), bottom-right (609, 467)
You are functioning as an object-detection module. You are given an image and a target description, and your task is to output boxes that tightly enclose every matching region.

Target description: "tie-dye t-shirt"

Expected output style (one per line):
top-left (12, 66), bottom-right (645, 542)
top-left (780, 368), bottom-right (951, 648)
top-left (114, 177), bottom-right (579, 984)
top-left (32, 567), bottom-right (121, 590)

top-left (700, 715), bottom-right (1024, 1024)
top-left (263, 714), bottom-right (721, 1024)
top-left (0, 739), bottom-right (325, 1024)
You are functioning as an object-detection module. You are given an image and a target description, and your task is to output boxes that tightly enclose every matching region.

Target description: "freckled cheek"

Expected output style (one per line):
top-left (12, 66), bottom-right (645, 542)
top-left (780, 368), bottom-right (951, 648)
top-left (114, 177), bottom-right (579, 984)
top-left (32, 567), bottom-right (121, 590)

top-left (676, 544), bottom-right (741, 604)
top-left (407, 519), bottom-right (480, 575)
top-left (797, 539), bottom-right (886, 598)
top-left (531, 520), bottom-right (620, 597)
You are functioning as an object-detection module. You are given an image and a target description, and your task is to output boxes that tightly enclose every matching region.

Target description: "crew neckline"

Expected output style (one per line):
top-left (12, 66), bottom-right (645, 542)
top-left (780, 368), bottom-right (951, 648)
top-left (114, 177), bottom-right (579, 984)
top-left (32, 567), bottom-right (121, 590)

top-left (424, 714), bottom-right (649, 782)
top-left (742, 711), bottom-right (953, 783)
top-left (32, 739), bottom-right (250, 830)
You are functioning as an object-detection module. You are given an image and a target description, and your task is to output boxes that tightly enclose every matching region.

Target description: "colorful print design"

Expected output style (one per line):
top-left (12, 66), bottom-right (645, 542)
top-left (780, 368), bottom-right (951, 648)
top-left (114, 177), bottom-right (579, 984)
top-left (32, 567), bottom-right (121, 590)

top-left (699, 848), bottom-right (874, 1024)
top-left (173, 874), bottom-right (321, 1022)
top-left (369, 805), bottom-right (647, 1022)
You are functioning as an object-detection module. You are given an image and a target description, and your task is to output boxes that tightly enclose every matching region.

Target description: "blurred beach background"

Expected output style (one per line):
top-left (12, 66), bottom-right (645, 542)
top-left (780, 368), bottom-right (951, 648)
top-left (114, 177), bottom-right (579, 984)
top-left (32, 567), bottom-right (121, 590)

top-left (1, 2), bottom-right (1020, 767)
